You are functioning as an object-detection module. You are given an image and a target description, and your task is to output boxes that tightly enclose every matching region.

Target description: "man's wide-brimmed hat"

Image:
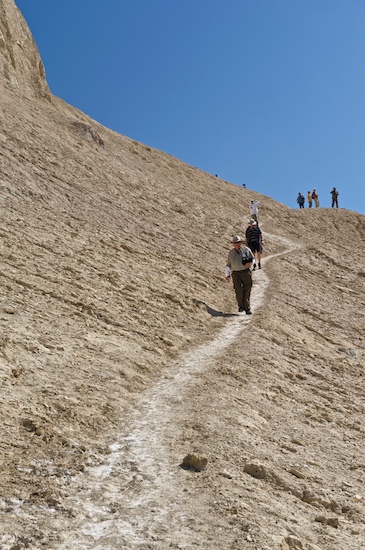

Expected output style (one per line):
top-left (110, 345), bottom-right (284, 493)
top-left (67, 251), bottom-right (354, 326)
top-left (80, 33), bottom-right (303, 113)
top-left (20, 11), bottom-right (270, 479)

top-left (231, 235), bottom-right (242, 243)
top-left (249, 219), bottom-right (257, 225)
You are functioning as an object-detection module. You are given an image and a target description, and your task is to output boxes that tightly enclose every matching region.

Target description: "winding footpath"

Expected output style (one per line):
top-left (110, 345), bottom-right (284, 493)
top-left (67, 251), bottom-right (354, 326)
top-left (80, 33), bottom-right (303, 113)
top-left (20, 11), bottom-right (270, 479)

top-left (60, 234), bottom-right (299, 549)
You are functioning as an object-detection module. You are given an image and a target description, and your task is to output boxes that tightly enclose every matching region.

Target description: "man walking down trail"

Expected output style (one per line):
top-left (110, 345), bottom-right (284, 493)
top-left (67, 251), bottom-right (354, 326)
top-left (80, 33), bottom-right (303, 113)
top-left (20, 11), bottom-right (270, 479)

top-left (331, 187), bottom-right (339, 208)
top-left (249, 200), bottom-right (260, 222)
top-left (245, 219), bottom-right (263, 270)
top-left (225, 235), bottom-right (254, 314)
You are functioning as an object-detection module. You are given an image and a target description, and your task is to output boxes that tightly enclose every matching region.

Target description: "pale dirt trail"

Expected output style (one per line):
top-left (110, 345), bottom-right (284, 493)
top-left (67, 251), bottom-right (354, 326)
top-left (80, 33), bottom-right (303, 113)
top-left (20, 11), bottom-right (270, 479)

top-left (57, 235), bottom-right (299, 549)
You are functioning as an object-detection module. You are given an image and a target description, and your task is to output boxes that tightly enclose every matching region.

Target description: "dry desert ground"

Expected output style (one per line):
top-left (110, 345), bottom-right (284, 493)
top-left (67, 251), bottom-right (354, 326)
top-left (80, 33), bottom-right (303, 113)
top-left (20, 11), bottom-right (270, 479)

top-left (0, 1), bottom-right (364, 549)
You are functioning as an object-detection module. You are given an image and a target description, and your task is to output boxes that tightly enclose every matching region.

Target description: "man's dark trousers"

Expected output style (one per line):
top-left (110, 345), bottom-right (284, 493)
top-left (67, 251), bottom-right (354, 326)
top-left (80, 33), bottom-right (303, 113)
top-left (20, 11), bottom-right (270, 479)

top-left (232, 269), bottom-right (252, 312)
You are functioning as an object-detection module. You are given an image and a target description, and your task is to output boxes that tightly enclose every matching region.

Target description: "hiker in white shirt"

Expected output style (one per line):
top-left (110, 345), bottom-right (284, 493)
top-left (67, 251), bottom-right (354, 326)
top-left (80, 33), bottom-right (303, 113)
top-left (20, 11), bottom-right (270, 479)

top-left (249, 200), bottom-right (259, 222)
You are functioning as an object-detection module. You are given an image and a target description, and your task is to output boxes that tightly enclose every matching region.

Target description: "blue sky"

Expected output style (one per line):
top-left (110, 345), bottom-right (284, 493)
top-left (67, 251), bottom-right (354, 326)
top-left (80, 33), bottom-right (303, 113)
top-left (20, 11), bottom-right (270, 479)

top-left (16, 0), bottom-right (365, 214)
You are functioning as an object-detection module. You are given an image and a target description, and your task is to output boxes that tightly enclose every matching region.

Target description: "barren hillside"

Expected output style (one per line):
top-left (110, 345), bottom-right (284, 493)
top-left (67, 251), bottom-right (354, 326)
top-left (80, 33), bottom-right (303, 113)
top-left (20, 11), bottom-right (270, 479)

top-left (0, 1), bottom-right (364, 549)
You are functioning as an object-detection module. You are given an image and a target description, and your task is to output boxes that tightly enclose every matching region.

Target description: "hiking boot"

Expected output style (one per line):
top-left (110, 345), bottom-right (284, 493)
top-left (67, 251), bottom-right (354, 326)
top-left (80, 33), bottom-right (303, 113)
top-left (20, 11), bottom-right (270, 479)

top-left (258, 262), bottom-right (261, 269)
top-left (238, 307), bottom-right (244, 312)
top-left (246, 310), bottom-right (252, 315)
top-left (253, 264), bottom-right (256, 270)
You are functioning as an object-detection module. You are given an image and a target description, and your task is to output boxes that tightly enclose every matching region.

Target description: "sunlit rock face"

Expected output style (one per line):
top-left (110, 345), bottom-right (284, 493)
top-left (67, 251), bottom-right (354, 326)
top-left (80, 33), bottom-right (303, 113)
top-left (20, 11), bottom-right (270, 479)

top-left (0, 0), bottom-right (50, 99)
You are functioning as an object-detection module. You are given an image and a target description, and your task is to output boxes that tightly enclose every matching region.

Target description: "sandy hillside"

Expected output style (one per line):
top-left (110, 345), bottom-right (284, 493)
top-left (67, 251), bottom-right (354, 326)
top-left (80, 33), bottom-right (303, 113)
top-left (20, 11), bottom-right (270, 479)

top-left (0, 1), bottom-right (364, 549)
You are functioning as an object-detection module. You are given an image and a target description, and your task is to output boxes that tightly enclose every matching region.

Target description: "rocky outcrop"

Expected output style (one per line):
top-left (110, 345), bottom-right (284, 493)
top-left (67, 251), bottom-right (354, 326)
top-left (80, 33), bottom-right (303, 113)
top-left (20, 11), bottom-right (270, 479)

top-left (0, 0), bottom-right (50, 99)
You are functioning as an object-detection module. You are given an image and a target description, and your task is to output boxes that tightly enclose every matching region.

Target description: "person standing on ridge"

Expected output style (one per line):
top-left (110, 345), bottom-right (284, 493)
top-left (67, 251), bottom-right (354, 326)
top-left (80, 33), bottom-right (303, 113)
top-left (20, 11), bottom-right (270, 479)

top-left (245, 219), bottom-right (263, 269)
top-left (225, 235), bottom-right (254, 314)
top-left (330, 187), bottom-right (339, 208)
top-left (297, 193), bottom-right (305, 208)
top-left (307, 191), bottom-right (313, 208)
top-left (312, 188), bottom-right (320, 207)
top-left (249, 200), bottom-right (260, 222)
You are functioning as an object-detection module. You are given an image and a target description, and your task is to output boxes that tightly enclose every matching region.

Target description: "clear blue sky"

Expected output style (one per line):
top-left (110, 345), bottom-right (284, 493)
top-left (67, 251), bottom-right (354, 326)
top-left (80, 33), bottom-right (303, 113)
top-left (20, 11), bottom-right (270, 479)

top-left (16, 0), bottom-right (365, 214)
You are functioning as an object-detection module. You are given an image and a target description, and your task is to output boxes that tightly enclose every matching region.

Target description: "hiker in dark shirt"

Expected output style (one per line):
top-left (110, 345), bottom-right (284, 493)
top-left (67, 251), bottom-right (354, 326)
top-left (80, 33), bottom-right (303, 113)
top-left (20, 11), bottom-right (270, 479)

top-left (297, 193), bottom-right (305, 208)
top-left (331, 187), bottom-right (339, 208)
top-left (245, 219), bottom-right (263, 270)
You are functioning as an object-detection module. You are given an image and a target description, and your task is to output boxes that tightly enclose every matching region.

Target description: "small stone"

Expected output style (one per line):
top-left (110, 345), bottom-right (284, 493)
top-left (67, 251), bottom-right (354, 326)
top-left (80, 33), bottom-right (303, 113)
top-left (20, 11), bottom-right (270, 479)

top-left (219, 470), bottom-right (233, 479)
top-left (338, 347), bottom-right (359, 357)
top-left (161, 337), bottom-right (174, 347)
top-left (22, 419), bottom-right (37, 432)
top-left (243, 462), bottom-right (267, 480)
top-left (301, 489), bottom-right (317, 504)
top-left (291, 438), bottom-right (305, 446)
top-left (290, 467), bottom-right (306, 479)
top-left (326, 516), bottom-right (340, 528)
top-left (315, 515), bottom-right (339, 528)
top-left (182, 453), bottom-right (207, 472)
top-left (283, 535), bottom-right (304, 548)
top-left (11, 367), bottom-right (23, 378)
top-left (341, 481), bottom-right (353, 488)
top-left (281, 445), bottom-right (298, 453)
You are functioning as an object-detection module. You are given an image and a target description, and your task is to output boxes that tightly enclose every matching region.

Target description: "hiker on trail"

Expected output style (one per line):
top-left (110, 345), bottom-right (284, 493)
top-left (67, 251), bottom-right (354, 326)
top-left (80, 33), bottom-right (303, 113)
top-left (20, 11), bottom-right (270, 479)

top-left (245, 219), bottom-right (263, 270)
top-left (225, 235), bottom-right (254, 314)
top-left (312, 188), bottom-right (320, 207)
top-left (307, 191), bottom-right (313, 208)
top-left (331, 187), bottom-right (339, 208)
top-left (249, 200), bottom-right (259, 222)
top-left (296, 193), bottom-right (305, 209)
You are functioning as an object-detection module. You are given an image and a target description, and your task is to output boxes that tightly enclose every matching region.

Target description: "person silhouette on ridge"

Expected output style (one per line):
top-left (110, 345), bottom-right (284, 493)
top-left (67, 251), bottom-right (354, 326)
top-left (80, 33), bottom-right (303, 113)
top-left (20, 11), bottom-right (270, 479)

top-left (297, 193), bottom-right (305, 209)
top-left (331, 187), bottom-right (339, 208)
